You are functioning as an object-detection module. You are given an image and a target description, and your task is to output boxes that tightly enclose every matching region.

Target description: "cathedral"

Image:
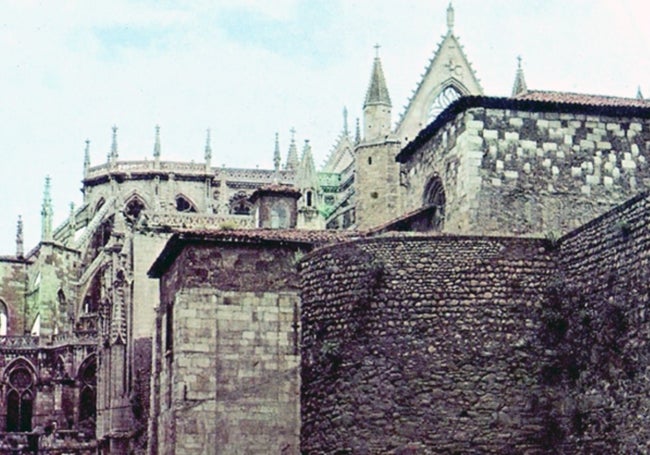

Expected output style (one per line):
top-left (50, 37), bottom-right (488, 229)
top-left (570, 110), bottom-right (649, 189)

top-left (2, 4), bottom-right (650, 454)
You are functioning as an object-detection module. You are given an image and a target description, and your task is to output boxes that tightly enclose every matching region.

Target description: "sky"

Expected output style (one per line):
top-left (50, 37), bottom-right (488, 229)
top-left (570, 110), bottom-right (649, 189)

top-left (1, 0), bottom-right (649, 254)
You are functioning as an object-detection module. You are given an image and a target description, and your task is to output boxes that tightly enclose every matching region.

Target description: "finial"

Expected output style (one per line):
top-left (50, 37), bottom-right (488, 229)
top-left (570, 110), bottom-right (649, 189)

top-left (109, 125), bottom-right (118, 163)
top-left (204, 128), bottom-right (212, 163)
top-left (446, 2), bottom-right (455, 33)
top-left (355, 117), bottom-right (361, 144)
top-left (83, 139), bottom-right (91, 172)
top-left (343, 107), bottom-right (349, 135)
top-left (153, 125), bottom-right (161, 159)
top-left (517, 55), bottom-right (522, 69)
top-left (637, 86), bottom-right (644, 100)
top-left (16, 215), bottom-right (24, 257)
top-left (511, 55), bottom-right (528, 97)
top-left (290, 127), bottom-right (296, 141)
top-left (273, 132), bottom-right (281, 171)
top-left (285, 127), bottom-right (299, 171)
top-left (41, 175), bottom-right (53, 241)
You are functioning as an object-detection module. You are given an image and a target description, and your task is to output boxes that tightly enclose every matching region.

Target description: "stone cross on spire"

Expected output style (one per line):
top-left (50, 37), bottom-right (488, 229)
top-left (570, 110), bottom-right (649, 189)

top-left (285, 127), bottom-right (299, 171)
top-left (446, 2), bottom-right (455, 33)
top-left (511, 55), bottom-right (528, 97)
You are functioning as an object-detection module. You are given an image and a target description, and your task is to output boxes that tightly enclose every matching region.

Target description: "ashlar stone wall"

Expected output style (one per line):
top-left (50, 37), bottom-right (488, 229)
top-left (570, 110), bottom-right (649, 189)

top-left (401, 103), bottom-right (650, 236)
top-left (152, 241), bottom-right (303, 454)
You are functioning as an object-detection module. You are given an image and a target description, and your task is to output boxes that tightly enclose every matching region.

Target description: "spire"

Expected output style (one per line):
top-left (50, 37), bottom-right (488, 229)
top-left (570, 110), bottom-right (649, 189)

top-left (68, 202), bottom-right (76, 240)
top-left (153, 125), bottom-right (161, 159)
top-left (364, 46), bottom-right (392, 108)
top-left (637, 86), bottom-right (644, 100)
top-left (446, 2), bottom-right (455, 33)
top-left (273, 132), bottom-right (281, 171)
top-left (297, 139), bottom-right (317, 189)
top-left (16, 215), bottom-right (23, 257)
top-left (284, 128), bottom-right (299, 171)
top-left (343, 107), bottom-right (349, 136)
top-left (41, 176), bottom-right (53, 241)
top-left (511, 56), bottom-right (528, 97)
top-left (204, 129), bottom-right (212, 164)
top-left (355, 118), bottom-right (361, 144)
top-left (83, 139), bottom-right (91, 175)
top-left (109, 125), bottom-right (118, 163)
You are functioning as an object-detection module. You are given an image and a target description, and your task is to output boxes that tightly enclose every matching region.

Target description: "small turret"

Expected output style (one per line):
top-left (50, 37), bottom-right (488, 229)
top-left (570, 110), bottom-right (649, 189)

top-left (16, 216), bottom-right (23, 258)
top-left (284, 128), bottom-right (299, 171)
top-left (363, 45), bottom-right (392, 142)
top-left (637, 86), bottom-right (644, 100)
top-left (153, 125), bottom-right (161, 160)
top-left (41, 176), bottom-right (53, 242)
top-left (511, 56), bottom-right (528, 97)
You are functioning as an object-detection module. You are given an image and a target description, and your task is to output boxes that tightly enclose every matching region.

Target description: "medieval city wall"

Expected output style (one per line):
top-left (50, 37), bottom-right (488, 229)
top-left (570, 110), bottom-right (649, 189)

top-left (300, 235), bottom-right (557, 453)
top-left (152, 242), bottom-right (303, 454)
top-left (401, 105), bottom-right (650, 236)
top-left (548, 192), bottom-right (650, 453)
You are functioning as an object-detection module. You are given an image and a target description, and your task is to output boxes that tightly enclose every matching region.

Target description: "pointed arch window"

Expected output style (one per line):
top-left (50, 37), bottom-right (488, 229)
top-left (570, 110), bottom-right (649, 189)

top-left (423, 176), bottom-right (446, 231)
top-left (428, 85), bottom-right (462, 122)
top-left (0, 300), bottom-right (7, 336)
top-left (5, 362), bottom-right (35, 432)
top-left (175, 195), bottom-right (197, 213)
top-left (78, 356), bottom-right (97, 426)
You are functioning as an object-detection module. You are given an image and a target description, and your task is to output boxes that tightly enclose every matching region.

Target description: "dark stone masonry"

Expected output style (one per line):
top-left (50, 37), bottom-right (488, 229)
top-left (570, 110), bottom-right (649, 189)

top-left (300, 192), bottom-right (650, 454)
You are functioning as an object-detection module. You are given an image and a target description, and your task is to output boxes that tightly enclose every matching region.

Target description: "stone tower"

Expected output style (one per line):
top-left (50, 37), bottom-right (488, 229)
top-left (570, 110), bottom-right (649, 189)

top-left (355, 48), bottom-right (402, 230)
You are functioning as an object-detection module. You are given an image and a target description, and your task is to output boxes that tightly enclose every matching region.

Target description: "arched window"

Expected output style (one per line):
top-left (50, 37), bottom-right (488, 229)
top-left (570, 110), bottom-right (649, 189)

top-left (423, 176), bottom-right (446, 231)
top-left (0, 300), bottom-right (8, 336)
top-left (175, 195), bottom-right (197, 213)
top-left (229, 192), bottom-right (252, 216)
top-left (124, 197), bottom-right (146, 222)
top-left (428, 85), bottom-right (462, 122)
top-left (5, 361), bottom-right (36, 432)
top-left (306, 191), bottom-right (313, 207)
top-left (78, 356), bottom-right (97, 426)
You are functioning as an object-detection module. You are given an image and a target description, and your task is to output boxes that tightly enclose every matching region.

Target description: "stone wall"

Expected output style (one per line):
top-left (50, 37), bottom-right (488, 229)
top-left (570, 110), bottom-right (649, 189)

top-left (549, 192), bottom-right (650, 453)
top-left (300, 235), bottom-right (557, 453)
top-left (400, 102), bottom-right (650, 236)
top-left (0, 258), bottom-right (28, 335)
top-left (152, 241), bottom-right (303, 454)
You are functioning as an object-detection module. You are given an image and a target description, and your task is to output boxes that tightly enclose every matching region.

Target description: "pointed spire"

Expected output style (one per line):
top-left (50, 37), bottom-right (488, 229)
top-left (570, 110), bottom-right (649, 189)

top-left (204, 128), bottom-right (212, 165)
top-left (68, 202), bottom-right (75, 240)
top-left (273, 132), bottom-right (281, 171)
top-left (511, 56), bottom-right (528, 97)
top-left (364, 46), bottom-right (392, 108)
top-left (343, 107), bottom-right (349, 136)
top-left (16, 215), bottom-right (23, 257)
top-left (41, 176), bottom-right (53, 241)
top-left (446, 2), bottom-right (455, 33)
top-left (284, 127), bottom-right (299, 171)
top-left (153, 125), bottom-right (161, 159)
top-left (83, 139), bottom-right (91, 175)
top-left (297, 139), bottom-right (317, 190)
top-left (109, 125), bottom-right (119, 163)
top-left (355, 118), bottom-right (361, 144)
top-left (637, 86), bottom-right (644, 100)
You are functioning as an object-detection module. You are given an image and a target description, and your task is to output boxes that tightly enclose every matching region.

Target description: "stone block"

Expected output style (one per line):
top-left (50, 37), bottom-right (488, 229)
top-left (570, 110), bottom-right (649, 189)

top-left (483, 129), bottom-right (498, 140)
top-left (521, 140), bottom-right (536, 150)
top-left (579, 139), bottom-right (595, 150)
top-left (504, 170), bottom-right (518, 179)
top-left (508, 118), bottom-right (523, 127)
top-left (622, 159), bottom-right (636, 170)
top-left (504, 132), bottom-right (519, 141)
top-left (542, 142), bottom-right (557, 152)
top-left (603, 176), bottom-right (613, 186)
top-left (597, 141), bottom-right (612, 150)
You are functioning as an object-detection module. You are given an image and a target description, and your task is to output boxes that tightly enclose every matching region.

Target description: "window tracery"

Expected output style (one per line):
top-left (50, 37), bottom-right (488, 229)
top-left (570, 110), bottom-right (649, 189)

top-left (428, 85), bottom-right (462, 122)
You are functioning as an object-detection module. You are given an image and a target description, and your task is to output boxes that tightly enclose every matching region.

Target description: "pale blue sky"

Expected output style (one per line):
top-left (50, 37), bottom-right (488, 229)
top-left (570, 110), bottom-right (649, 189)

top-left (0, 0), bottom-right (649, 253)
